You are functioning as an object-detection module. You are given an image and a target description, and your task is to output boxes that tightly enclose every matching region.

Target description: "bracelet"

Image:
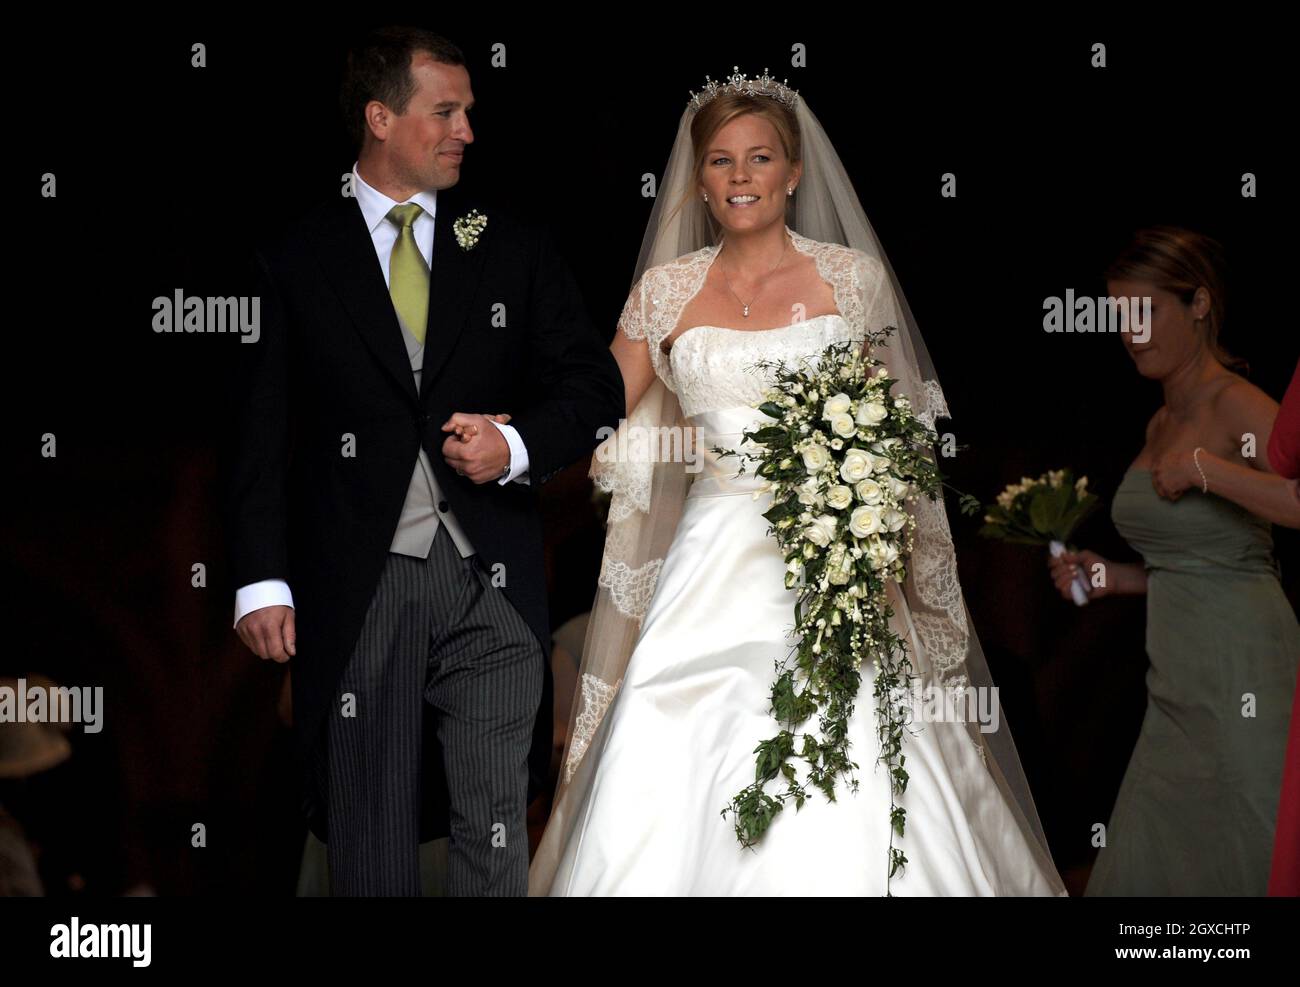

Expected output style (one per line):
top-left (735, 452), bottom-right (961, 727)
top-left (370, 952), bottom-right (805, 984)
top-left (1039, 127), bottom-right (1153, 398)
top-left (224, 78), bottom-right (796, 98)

top-left (1192, 446), bottom-right (1209, 493)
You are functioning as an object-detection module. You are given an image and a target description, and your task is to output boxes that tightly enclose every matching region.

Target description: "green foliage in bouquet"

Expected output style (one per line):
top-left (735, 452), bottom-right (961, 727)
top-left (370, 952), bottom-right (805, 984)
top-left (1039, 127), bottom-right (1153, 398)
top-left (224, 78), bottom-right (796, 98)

top-left (711, 327), bottom-right (969, 893)
top-left (978, 469), bottom-right (1100, 547)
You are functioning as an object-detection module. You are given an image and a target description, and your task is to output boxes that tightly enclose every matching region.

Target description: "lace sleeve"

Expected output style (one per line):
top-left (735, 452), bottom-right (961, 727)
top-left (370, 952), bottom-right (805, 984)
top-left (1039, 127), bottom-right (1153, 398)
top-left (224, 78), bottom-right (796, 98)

top-left (588, 268), bottom-right (674, 520)
top-left (615, 273), bottom-right (649, 342)
top-left (588, 248), bottom-right (715, 519)
top-left (616, 267), bottom-right (678, 394)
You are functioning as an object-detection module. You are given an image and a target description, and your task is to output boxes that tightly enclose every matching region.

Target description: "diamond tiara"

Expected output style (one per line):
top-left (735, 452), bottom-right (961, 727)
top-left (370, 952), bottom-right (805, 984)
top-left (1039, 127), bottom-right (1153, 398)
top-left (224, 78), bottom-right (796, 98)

top-left (687, 66), bottom-right (800, 112)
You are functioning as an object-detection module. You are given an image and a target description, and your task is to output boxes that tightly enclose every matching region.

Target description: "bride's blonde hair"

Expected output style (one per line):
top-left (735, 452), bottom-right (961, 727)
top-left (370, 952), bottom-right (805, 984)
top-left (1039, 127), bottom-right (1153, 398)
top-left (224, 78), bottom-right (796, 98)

top-left (668, 92), bottom-right (802, 240)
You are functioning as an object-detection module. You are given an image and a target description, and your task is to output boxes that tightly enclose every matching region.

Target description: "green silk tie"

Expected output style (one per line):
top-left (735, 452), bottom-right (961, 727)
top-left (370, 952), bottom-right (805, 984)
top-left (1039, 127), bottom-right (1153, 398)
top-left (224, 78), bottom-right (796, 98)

top-left (386, 203), bottom-right (429, 344)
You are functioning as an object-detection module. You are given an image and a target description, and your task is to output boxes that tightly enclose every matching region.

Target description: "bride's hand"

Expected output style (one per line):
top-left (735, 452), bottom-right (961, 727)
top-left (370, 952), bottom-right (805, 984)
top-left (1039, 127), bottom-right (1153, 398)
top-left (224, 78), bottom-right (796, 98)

top-left (452, 413), bottom-right (512, 443)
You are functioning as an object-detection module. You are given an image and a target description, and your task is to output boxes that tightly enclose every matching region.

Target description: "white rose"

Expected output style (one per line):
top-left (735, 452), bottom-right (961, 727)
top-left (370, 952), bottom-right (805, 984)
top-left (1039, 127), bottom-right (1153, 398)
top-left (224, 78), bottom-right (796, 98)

top-left (864, 537), bottom-right (890, 570)
top-left (826, 484), bottom-right (853, 510)
top-left (871, 454), bottom-right (893, 475)
top-left (797, 476), bottom-right (824, 507)
top-left (855, 478), bottom-right (883, 505)
top-left (826, 544), bottom-right (851, 585)
top-left (882, 508), bottom-right (908, 532)
top-left (803, 514), bottom-right (838, 547)
top-left (829, 412), bottom-right (857, 438)
top-left (823, 392), bottom-right (852, 417)
top-left (889, 477), bottom-right (911, 499)
top-left (880, 541), bottom-right (901, 567)
top-left (849, 504), bottom-right (882, 538)
top-left (801, 444), bottom-right (831, 472)
top-left (840, 448), bottom-right (874, 482)
top-left (859, 400), bottom-right (888, 425)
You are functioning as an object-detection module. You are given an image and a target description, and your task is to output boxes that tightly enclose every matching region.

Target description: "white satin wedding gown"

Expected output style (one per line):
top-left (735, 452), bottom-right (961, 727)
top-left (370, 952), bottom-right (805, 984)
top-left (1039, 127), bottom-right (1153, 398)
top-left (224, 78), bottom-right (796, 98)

top-left (544, 312), bottom-right (1066, 896)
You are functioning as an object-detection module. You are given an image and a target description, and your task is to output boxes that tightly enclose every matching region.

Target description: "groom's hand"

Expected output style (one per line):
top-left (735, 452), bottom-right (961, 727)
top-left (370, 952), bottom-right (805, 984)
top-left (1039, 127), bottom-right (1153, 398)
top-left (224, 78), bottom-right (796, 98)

top-left (441, 412), bottom-right (510, 484)
top-left (236, 605), bottom-right (296, 663)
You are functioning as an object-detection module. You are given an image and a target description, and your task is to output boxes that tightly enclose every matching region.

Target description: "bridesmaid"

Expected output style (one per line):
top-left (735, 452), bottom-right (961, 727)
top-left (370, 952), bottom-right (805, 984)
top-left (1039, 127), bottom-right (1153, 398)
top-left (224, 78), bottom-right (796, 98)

top-left (1047, 227), bottom-right (1300, 895)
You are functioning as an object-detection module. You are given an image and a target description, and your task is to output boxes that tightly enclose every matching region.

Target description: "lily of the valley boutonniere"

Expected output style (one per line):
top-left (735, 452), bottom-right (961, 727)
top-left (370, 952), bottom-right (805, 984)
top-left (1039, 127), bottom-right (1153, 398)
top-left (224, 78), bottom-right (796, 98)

top-left (453, 209), bottom-right (488, 250)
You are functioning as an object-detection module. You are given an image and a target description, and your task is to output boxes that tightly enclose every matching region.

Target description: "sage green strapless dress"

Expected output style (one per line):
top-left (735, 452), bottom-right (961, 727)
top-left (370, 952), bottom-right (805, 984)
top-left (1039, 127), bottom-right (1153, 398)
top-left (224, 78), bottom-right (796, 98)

top-left (1086, 467), bottom-right (1300, 896)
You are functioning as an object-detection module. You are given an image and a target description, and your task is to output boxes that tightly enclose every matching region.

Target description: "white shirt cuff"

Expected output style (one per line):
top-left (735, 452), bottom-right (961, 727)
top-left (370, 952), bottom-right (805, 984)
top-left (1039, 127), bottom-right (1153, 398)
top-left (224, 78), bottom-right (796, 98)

top-left (234, 579), bottom-right (295, 628)
top-left (488, 419), bottom-right (530, 485)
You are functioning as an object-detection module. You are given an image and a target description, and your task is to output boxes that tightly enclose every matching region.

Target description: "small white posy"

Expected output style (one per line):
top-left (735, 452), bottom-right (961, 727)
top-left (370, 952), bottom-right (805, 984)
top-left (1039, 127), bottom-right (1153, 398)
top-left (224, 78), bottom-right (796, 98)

top-left (453, 209), bottom-right (488, 250)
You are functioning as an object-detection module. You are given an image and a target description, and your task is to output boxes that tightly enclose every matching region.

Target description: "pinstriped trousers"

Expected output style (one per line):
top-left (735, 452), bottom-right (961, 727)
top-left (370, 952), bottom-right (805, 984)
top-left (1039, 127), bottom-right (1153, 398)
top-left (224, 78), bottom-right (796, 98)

top-left (310, 522), bottom-right (544, 896)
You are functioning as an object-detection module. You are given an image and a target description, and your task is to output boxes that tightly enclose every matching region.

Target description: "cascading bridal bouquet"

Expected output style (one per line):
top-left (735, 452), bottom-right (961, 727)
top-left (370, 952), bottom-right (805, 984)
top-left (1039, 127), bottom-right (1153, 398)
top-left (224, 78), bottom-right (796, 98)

top-left (977, 469), bottom-right (1101, 606)
top-left (710, 326), bottom-right (980, 893)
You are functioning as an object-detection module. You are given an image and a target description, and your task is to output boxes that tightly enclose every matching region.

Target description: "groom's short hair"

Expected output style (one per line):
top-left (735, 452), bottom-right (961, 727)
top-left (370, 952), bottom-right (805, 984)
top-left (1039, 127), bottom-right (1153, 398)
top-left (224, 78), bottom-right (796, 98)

top-left (339, 26), bottom-right (466, 148)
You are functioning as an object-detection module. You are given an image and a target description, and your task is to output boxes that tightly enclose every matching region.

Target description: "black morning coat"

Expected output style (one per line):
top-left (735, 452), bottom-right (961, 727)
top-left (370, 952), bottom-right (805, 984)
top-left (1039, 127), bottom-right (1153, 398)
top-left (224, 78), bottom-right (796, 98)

top-left (223, 183), bottom-right (625, 840)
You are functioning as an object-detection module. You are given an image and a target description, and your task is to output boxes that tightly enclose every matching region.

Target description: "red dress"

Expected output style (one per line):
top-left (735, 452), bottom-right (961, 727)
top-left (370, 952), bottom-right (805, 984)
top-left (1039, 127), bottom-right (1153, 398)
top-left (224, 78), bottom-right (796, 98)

top-left (1267, 358), bottom-right (1300, 896)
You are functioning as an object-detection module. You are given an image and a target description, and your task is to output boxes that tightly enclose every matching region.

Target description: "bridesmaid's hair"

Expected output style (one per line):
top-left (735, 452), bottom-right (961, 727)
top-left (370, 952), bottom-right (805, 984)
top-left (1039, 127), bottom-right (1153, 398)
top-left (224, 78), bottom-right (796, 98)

top-left (339, 26), bottom-right (466, 150)
top-left (670, 92), bottom-right (802, 239)
top-left (1105, 225), bottom-right (1248, 374)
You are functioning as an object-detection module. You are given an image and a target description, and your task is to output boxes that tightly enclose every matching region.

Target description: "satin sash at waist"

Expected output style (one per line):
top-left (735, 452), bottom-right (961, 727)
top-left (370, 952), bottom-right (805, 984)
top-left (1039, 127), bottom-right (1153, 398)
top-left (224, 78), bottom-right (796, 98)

top-left (686, 404), bottom-right (773, 499)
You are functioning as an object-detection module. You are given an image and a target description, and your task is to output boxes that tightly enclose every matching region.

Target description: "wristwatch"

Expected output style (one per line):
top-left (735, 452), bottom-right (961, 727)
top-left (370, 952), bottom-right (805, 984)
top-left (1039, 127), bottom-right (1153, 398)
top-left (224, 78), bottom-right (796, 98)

top-left (498, 450), bottom-right (512, 482)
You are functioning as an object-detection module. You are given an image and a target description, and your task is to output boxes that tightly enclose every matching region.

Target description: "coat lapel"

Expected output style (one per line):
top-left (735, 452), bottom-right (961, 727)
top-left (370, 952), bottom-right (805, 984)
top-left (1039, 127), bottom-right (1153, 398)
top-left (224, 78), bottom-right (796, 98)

top-left (420, 187), bottom-right (488, 401)
top-left (313, 196), bottom-right (420, 407)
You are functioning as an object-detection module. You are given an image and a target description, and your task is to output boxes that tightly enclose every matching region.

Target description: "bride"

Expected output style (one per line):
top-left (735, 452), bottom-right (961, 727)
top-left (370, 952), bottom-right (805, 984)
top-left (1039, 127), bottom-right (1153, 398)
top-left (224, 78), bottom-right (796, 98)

top-left (528, 69), bottom-right (1067, 896)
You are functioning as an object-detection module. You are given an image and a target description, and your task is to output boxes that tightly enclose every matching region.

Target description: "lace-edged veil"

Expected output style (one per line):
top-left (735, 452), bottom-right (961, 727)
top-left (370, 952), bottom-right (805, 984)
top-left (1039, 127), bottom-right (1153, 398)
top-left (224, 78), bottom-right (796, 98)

top-left (528, 79), bottom-right (1064, 894)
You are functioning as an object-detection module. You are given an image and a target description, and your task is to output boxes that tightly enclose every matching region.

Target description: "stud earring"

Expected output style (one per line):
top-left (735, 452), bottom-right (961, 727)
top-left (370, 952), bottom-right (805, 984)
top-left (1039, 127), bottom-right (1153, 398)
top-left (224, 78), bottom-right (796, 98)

top-left (787, 186), bottom-right (794, 196)
top-left (703, 192), bottom-right (709, 202)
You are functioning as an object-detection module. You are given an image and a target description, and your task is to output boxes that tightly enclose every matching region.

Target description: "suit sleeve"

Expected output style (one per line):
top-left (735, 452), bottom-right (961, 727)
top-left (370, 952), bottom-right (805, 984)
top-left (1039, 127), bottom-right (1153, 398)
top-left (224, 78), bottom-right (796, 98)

top-left (222, 248), bottom-right (292, 591)
top-left (507, 229), bottom-right (626, 485)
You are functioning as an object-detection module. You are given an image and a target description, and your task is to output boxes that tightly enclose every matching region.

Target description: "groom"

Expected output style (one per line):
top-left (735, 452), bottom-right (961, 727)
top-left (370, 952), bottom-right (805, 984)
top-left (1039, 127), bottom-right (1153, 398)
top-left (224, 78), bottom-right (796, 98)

top-left (223, 26), bottom-right (623, 894)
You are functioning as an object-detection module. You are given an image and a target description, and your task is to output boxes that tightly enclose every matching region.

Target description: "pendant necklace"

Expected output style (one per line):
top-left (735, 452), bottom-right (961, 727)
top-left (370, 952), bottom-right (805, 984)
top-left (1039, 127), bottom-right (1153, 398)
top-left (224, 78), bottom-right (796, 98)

top-left (719, 235), bottom-right (789, 318)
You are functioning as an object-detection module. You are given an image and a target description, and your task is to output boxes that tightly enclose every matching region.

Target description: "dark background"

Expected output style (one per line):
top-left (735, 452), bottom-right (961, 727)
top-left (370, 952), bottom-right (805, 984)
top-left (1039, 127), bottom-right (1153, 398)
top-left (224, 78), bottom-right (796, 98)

top-left (7, 16), bottom-right (1295, 894)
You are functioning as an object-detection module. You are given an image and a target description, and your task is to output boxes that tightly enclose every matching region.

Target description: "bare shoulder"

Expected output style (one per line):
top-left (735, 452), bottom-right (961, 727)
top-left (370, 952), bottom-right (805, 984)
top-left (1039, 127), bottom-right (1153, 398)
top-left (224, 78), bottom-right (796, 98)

top-left (1212, 372), bottom-right (1277, 420)
top-left (1212, 373), bottom-right (1278, 465)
